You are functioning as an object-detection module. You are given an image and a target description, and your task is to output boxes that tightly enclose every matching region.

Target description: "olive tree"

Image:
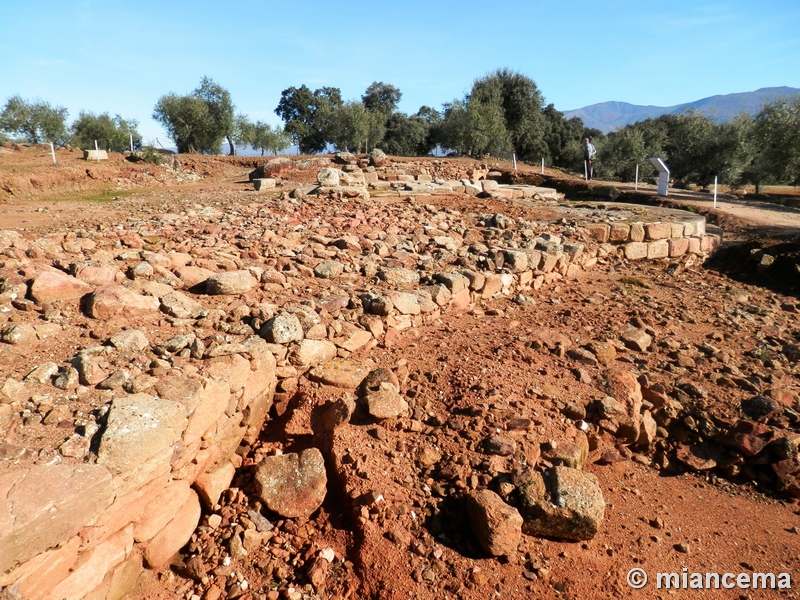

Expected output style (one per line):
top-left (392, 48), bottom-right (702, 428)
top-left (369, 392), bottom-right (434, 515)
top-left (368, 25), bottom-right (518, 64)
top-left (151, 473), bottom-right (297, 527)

top-left (71, 111), bottom-right (141, 152)
top-left (469, 69), bottom-right (547, 159)
top-left (0, 95), bottom-right (69, 144)
top-left (153, 77), bottom-right (235, 154)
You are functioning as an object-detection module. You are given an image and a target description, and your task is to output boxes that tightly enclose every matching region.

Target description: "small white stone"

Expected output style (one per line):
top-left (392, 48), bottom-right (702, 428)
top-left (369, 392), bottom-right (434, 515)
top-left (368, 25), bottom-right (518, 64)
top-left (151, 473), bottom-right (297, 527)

top-left (320, 547), bottom-right (336, 562)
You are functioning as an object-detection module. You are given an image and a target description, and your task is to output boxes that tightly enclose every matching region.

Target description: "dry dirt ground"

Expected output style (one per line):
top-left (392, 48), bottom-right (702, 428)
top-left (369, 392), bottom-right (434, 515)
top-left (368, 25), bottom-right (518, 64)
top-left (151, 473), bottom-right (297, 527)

top-left (2, 145), bottom-right (800, 600)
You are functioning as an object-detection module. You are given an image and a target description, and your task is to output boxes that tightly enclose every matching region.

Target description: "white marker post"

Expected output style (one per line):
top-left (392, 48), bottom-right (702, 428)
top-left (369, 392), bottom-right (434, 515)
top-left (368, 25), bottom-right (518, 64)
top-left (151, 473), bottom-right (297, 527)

top-left (584, 161), bottom-right (588, 181)
top-left (512, 152), bottom-right (517, 170)
top-left (713, 176), bottom-right (718, 209)
top-left (541, 157), bottom-right (544, 174)
top-left (635, 164), bottom-right (639, 191)
top-left (130, 133), bottom-right (134, 152)
top-left (50, 142), bottom-right (56, 165)
top-left (649, 158), bottom-right (670, 196)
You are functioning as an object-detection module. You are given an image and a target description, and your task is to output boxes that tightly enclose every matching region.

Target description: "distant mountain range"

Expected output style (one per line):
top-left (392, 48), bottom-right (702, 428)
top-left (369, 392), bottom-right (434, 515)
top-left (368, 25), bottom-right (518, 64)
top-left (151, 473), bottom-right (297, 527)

top-left (563, 87), bottom-right (800, 134)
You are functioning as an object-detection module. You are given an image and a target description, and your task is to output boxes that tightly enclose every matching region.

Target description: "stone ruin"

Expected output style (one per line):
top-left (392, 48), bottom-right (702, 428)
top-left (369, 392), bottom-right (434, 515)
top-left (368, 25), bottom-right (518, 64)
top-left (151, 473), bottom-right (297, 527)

top-left (0, 152), bottom-right (726, 599)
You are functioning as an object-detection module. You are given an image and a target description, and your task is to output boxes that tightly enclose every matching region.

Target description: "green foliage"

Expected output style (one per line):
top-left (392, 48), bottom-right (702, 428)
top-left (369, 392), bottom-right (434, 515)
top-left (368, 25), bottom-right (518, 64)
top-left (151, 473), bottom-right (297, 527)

top-left (362, 82), bottom-right (402, 116)
top-left (275, 85), bottom-right (342, 154)
top-left (743, 95), bottom-right (800, 190)
top-left (137, 146), bottom-right (163, 165)
top-left (438, 99), bottom-right (511, 157)
top-left (234, 114), bottom-right (291, 156)
top-left (382, 112), bottom-right (432, 156)
top-left (0, 95), bottom-right (69, 144)
top-left (469, 69), bottom-right (547, 159)
top-left (195, 77), bottom-right (235, 154)
top-left (600, 126), bottom-right (655, 182)
top-left (325, 101), bottom-right (371, 153)
top-left (152, 77), bottom-right (234, 154)
top-left (416, 106), bottom-right (443, 154)
top-left (542, 105), bottom-right (584, 168)
top-left (256, 124), bottom-right (291, 156)
top-left (71, 111), bottom-right (141, 152)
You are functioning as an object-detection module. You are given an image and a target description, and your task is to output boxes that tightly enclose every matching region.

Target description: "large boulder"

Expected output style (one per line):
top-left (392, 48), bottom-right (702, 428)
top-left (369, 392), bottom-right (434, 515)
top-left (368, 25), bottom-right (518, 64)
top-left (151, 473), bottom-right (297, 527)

top-left (86, 285), bottom-right (161, 320)
top-left (29, 269), bottom-right (92, 304)
top-left (516, 466), bottom-right (605, 541)
top-left (254, 449), bottom-right (327, 518)
top-left (369, 148), bottom-right (388, 167)
top-left (317, 168), bottom-right (341, 187)
top-left (249, 157), bottom-right (293, 181)
top-left (205, 270), bottom-right (257, 295)
top-left (466, 490), bottom-right (523, 556)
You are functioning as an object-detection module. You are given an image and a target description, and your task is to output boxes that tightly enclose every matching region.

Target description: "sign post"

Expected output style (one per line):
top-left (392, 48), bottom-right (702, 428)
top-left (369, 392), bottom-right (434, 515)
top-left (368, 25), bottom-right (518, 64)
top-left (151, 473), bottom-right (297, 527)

top-left (648, 158), bottom-right (670, 196)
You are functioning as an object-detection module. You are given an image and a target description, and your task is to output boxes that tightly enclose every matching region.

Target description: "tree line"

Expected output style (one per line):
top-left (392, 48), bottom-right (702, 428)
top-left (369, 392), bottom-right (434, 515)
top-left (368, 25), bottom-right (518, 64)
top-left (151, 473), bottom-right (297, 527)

top-left (0, 94), bottom-right (142, 153)
top-left (593, 97), bottom-right (800, 191)
top-left (2, 70), bottom-right (798, 191)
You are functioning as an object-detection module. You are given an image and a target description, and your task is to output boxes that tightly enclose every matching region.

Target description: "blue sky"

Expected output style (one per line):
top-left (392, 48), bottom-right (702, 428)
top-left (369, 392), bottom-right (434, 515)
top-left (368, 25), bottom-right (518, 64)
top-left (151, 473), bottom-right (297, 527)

top-left (1, 0), bottom-right (799, 144)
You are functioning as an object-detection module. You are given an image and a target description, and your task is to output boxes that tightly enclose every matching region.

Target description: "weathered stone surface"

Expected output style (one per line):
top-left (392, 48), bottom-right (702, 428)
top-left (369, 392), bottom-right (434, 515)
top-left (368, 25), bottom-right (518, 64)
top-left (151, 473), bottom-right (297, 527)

top-left (502, 250), bottom-right (528, 273)
top-left (567, 347), bottom-right (598, 366)
top-left (484, 436), bottom-right (517, 456)
top-left (290, 339), bottom-right (337, 369)
top-left (378, 268), bottom-right (420, 287)
top-left (1, 323), bottom-right (37, 345)
top-left (24, 361), bottom-right (59, 384)
top-left (467, 490), bottom-right (523, 556)
top-left (668, 237), bottom-right (689, 257)
top-left (624, 242), bottom-right (648, 261)
top-left (718, 421), bottom-right (773, 457)
top-left (385, 291), bottom-right (420, 315)
top-left (133, 480), bottom-right (193, 542)
top-left (50, 524), bottom-right (134, 600)
top-left (645, 222), bottom-right (672, 240)
top-left (621, 326), bottom-right (652, 352)
top-left (604, 368), bottom-right (643, 442)
top-left (142, 491), bottom-right (201, 569)
top-left (194, 461), bottom-right (236, 508)
top-left (96, 393), bottom-right (188, 490)
top-left (260, 313), bottom-right (304, 344)
top-left (0, 464), bottom-right (114, 572)
top-left (322, 396), bottom-right (356, 431)
top-left (205, 270), bottom-right (257, 295)
top-left (317, 168), bottom-right (341, 187)
top-left (543, 437), bottom-right (589, 469)
top-left (647, 239), bottom-right (669, 259)
top-left (182, 377), bottom-right (231, 445)
top-left (0, 536), bottom-right (81, 600)
top-left (254, 449), bottom-right (327, 518)
top-left (314, 260), bottom-right (344, 279)
top-left (253, 178), bottom-right (276, 190)
top-left (586, 340), bottom-right (617, 364)
top-left (87, 285), bottom-right (161, 320)
top-left (434, 272), bottom-right (469, 294)
top-left (30, 269), bottom-right (93, 304)
top-left (308, 360), bottom-right (369, 389)
top-left (173, 265), bottom-right (214, 289)
top-left (108, 329), bottom-right (150, 352)
top-left (516, 466), bottom-right (605, 541)
top-left (160, 290), bottom-right (206, 319)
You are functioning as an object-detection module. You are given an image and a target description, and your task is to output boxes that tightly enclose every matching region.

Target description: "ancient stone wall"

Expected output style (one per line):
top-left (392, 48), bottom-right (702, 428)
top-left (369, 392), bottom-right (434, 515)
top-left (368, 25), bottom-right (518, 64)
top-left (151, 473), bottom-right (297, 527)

top-left (0, 157), bottom-right (721, 599)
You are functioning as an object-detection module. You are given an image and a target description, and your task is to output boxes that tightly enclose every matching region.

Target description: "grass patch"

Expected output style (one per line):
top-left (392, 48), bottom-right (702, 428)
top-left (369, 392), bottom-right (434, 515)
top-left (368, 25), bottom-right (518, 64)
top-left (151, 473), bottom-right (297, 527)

top-left (685, 205), bottom-right (698, 213)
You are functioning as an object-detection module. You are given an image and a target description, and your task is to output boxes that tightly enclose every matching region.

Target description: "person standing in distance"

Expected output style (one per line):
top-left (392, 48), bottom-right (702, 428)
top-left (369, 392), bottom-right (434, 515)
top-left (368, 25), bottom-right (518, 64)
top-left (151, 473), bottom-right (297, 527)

top-left (582, 137), bottom-right (597, 180)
